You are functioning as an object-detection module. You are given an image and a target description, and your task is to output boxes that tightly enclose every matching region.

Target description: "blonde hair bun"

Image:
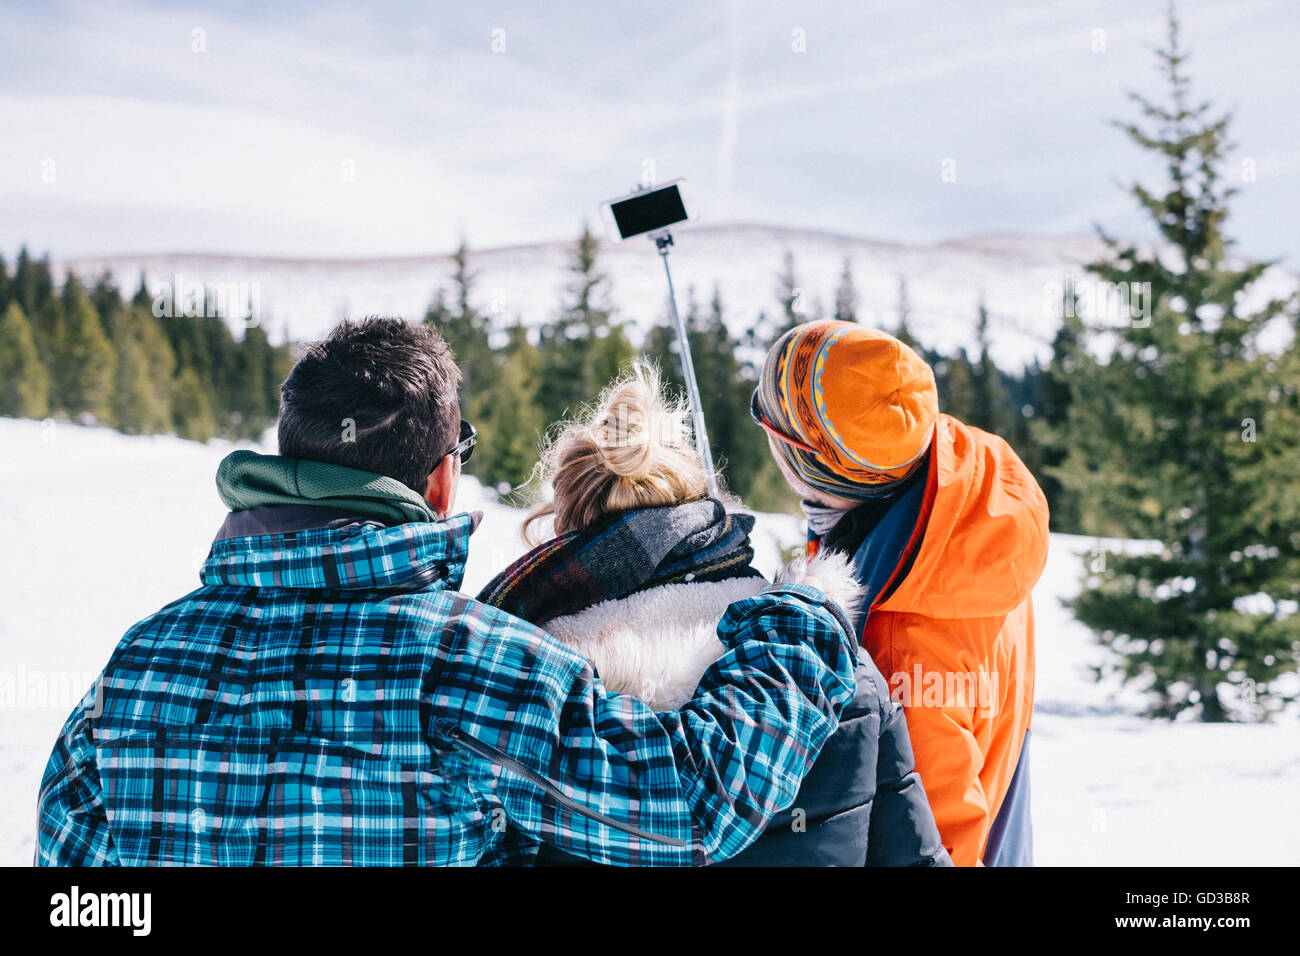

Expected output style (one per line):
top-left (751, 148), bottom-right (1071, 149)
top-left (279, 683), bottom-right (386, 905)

top-left (591, 376), bottom-right (689, 480)
top-left (524, 364), bottom-right (716, 543)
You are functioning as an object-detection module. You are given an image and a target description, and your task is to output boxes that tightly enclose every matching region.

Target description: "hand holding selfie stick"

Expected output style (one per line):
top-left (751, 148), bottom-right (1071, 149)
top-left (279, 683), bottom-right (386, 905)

top-left (600, 180), bottom-right (719, 498)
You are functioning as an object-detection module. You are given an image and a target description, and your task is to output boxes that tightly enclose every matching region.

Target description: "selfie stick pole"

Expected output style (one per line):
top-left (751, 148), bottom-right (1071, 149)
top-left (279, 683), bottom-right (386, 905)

top-left (654, 231), bottom-right (719, 498)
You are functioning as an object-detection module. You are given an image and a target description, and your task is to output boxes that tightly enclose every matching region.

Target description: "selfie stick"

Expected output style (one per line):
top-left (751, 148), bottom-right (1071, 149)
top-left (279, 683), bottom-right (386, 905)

top-left (653, 230), bottom-right (719, 498)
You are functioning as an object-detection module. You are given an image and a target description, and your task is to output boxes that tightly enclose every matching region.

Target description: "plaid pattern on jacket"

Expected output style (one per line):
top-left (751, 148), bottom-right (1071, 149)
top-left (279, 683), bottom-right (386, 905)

top-left (35, 512), bottom-right (858, 866)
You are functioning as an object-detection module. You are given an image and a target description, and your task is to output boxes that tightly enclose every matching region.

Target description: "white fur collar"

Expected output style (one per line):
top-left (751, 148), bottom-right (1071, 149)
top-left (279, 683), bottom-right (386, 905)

top-left (545, 552), bottom-right (863, 712)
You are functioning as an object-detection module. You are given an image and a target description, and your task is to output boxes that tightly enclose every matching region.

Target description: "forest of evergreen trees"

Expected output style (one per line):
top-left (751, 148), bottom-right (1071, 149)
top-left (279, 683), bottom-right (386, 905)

top-left (0, 234), bottom-right (1052, 519)
top-left (0, 249), bottom-right (291, 442)
top-left (427, 231), bottom-right (1055, 517)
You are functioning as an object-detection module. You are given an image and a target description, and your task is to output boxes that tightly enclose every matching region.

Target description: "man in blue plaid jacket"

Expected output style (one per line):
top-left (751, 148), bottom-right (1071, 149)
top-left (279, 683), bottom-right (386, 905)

top-left (36, 317), bottom-right (859, 867)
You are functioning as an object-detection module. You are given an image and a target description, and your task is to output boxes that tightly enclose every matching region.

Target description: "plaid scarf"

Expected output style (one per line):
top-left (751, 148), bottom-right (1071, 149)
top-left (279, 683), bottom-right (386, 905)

top-left (478, 498), bottom-right (764, 627)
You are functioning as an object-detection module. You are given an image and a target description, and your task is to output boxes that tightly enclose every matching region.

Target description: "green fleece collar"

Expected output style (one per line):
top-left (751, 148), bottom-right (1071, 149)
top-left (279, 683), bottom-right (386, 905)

top-left (215, 450), bottom-right (441, 526)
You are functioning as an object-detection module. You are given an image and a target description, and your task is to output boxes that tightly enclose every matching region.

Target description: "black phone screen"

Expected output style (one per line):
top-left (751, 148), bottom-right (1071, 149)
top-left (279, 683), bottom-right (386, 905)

top-left (609, 185), bottom-right (688, 239)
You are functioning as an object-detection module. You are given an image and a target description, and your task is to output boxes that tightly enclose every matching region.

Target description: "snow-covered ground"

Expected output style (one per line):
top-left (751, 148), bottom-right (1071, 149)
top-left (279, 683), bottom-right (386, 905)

top-left (1, 417), bottom-right (1296, 866)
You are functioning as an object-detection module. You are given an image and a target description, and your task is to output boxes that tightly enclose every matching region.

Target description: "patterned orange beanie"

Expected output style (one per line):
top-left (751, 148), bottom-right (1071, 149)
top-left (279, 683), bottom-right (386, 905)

top-left (752, 320), bottom-right (939, 500)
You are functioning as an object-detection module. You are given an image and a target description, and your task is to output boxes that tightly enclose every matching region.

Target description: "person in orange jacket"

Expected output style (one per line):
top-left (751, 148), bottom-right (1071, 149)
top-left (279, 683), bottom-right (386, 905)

top-left (750, 319), bottom-right (1050, 866)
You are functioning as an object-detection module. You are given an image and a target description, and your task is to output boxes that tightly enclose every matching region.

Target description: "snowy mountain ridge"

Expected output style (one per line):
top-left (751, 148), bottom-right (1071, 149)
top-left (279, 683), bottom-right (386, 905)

top-left (51, 223), bottom-right (1300, 371)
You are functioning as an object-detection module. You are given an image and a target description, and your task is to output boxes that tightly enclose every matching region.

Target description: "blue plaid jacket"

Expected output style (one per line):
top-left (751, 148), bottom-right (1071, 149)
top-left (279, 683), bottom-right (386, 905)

top-left (36, 513), bottom-right (857, 866)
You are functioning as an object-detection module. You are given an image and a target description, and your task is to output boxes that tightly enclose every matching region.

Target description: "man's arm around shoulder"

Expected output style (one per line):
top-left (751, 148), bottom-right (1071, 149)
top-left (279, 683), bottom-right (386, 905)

top-left (436, 582), bottom-right (858, 866)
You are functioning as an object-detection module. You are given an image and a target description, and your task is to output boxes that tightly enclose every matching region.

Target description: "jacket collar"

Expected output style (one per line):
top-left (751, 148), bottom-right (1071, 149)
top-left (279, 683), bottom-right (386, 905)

top-left (212, 504), bottom-right (382, 541)
top-left (200, 511), bottom-right (480, 593)
top-left (876, 414), bottom-right (1050, 618)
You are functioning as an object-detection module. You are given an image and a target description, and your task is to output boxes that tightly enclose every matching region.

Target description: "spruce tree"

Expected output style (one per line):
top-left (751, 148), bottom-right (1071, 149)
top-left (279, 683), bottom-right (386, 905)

top-left (106, 306), bottom-right (176, 435)
top-left (423, 248), bottom-right (500, 484)
top-left (538, 225), bottom-right (632, 423)
top-left (56, 277), bottom-right (117, 422)
top-left (172, 366), bottom-right (217, 442)
top-left (1036, 293), bottom-right (1086, 532)
top-left (935, 349), bottom-right (977, 422)
top-left (90, 271), bottom-right (126, 340)
top-left (13, 248), bottom-right (55, 325)
top-left (773, 251), bottom-right (804, 336)
top-left (891, 277), bottom-right (921, 352)
top-left (1057, 7), bottom-right (1300, 720)
top-left (1004, 357), bottom-right (1045, 489)
top-left (476, 321), bottom-right (546, 496)
top-left (425, 241), bottom-right (492, 420)
top-left (197, 305), bottom-right (241, 430)
top-left (969, 303), bottom-right (1012, 437)
top-left (18, 252), bottom-right (61, 368)
top-left (0, 302), bottom-right (52, 419)
top-left (132, 275), bottom-right (152, 310)
top-left (833, 258), bottom-right (858, 323)
top-left (137, 308), bottom-right (179, 431)
top-left (703, 285), bottom-right (792, 508)
top-left (697, 285), bottom-right (749, 489)
top-left (646, 284), bottom-right (749, 498)
top-left (112, 328), bottom-right (163, 434)
top-left (222, 323), bottom-right (281, 439)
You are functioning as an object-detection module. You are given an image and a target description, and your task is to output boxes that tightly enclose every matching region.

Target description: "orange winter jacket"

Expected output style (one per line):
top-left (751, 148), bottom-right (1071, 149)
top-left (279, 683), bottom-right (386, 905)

top-left (860, 415), bottom-right (1049, 867)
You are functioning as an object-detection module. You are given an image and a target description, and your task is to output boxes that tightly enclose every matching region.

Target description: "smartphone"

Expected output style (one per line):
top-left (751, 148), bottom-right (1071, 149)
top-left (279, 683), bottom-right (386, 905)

top-left (599, 179), bottom-right (695, 241)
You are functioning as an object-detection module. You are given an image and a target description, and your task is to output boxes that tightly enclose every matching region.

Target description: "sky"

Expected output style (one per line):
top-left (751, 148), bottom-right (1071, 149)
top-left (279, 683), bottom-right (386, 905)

top-left (2, 0), bottom-right (1298, 266)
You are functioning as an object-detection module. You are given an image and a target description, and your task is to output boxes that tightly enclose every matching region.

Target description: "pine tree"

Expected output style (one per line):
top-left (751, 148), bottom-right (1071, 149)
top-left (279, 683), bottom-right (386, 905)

top-left (197, 306), bottom-right (241, 431)
top-left (1004, 356), bottom-right (1045, 490)
top-left (538, 225), bottom-right (633, 423)
top-left (698, 286), bottom-right (747, 484)
top-left (646, 284), bottom-right (745, 497)
top-left (55, 277), bottom-right (117, 422)
top-left (1057, 6), bottom-right (1300, 720)
top-left (172, 366), bottom-right (217, 442)
top-left (132, 275), bottom-right (153, 310)
top-left (703, 285), bottom-right (792, 508)
top-left (1036, 293), bottom-right (1086, 532)
top-left (112, 329), bottom-right (163, 434)
top-left (0, 302), bottom-right (52, 418)
top-left (13, 248), bottom-right (55, 326)
top-left (423, 288), bottom-right (452, 332)
top-left (773, 251), bottom-right (804, 336)
top-left (476, 321), bottom-right (546, 495)
top-left (935, 348), bottom-right (976, 421)
top-left (262, 334), bottom-right (293, 424)
top-left (969, 303), bottom-right (1012, 437)
top-left (90, 271), bottom-right (126, 340)
top-left (425, 241), bottom-right (493, 419)
top-left (18, 252), bottom-right (61, 367)
top-left (217, 322), bottom-right (283, 439)
top-left (833, 258), bottom-right (858, 323)
top-left (891, 277), bottom-right (921, 351)
top-left (108, 307), bottom-right (176, 435)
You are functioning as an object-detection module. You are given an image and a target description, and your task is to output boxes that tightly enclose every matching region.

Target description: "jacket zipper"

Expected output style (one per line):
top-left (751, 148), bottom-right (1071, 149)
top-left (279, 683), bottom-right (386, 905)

top-left (441, 723), bottom-right (690, 848)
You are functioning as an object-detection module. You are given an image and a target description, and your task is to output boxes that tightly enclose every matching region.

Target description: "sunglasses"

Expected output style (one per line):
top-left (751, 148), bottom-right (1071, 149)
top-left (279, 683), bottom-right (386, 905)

top-left (749, 388), bottom-right (819, 456)
top-left (447, 419), bottom-right (477, 464)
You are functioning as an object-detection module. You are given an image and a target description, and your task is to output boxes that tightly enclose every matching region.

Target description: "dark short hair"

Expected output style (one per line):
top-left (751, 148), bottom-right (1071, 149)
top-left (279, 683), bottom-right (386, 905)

top-left (278, 317), bottom-right (461, 492)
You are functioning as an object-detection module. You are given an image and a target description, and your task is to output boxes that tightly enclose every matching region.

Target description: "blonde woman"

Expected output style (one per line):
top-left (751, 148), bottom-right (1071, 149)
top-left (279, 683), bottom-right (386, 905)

top-left (478, 366), bottom-right (950, 866)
